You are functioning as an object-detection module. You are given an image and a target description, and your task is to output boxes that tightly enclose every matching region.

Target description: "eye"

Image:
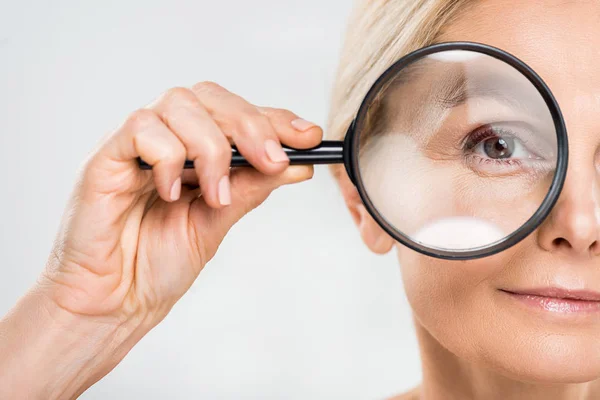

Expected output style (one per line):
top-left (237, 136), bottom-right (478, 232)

top-left (464, 125), bottom-right (538, 162)
top-left (476, 135), bottom-right (531, 160)
top-left (459, 124), bottom-right (554, 177)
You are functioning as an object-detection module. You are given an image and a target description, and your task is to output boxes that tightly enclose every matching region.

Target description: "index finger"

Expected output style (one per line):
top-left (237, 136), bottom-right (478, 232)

top-left (256, 107), bottom-right (323, 150)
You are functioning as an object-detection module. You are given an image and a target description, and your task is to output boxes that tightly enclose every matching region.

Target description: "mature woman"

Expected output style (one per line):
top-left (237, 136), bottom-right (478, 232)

top-left (2, 0), bottom-right (600, 399)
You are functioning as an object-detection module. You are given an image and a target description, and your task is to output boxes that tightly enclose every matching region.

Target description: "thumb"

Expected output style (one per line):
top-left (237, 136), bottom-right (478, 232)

top-left (190, 165), bottom-right (314, 259)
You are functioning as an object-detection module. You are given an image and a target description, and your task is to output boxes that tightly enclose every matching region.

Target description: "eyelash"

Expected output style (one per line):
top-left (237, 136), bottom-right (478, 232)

top-left (461, 125), bottom-right (525, 170)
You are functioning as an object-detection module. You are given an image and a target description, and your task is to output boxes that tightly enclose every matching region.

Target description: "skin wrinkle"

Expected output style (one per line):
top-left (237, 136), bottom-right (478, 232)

top-left (374, 1), bottom-right (600, 399)
top-left (362, 51), bottom-right (554, 247)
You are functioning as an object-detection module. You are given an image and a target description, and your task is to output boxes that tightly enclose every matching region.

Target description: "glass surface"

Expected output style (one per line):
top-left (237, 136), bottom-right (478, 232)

top-left (357, 50), bottom-right (558, 251)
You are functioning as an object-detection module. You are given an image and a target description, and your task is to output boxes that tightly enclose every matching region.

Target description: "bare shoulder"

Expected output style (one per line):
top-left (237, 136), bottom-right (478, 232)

top-left (387, 386), bottom-right (421, 400)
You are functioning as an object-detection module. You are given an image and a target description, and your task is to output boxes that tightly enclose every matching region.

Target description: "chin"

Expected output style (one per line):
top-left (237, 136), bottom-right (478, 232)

top-left (416, 290), bottom-right (600, 385)
top-left (487, 288), bottom-right (600, 383)
top-left (398, 237), bottom-right (600, 385)
top-left (482, 331), bottom-right (600, 384)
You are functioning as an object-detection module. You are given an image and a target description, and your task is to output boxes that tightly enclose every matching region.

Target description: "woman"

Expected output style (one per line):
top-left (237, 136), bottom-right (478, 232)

top-left (2, 0), bottom-right (600, 398)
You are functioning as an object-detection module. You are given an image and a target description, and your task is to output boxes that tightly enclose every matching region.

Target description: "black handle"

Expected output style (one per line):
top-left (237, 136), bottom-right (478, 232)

top-left (137, 140), bottom-right (345, 170)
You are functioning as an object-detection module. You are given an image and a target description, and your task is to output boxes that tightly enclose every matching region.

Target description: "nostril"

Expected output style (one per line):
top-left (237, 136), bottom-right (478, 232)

top-left (552, 237), bottom-right (571, 249)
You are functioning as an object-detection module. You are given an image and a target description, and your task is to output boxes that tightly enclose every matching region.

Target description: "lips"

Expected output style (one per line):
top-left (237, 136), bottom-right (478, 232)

top-left (502, 288), bottom-right (600, 301)
top-left (500, 288), bottom-right (600, 313)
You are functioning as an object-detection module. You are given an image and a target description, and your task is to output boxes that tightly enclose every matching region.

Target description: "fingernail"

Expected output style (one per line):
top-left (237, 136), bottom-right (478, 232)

top-left (218, 175), bottom-right (232, 206)
top-left (265, 139), bottom-right (289, 163)
top-left (170, 177), bottom-right (182, 201)
top-left (291, 118), bottom-right (317, 132)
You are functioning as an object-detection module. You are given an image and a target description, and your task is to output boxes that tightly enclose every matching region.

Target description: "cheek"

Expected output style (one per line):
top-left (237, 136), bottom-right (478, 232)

top-left (395, 243), bottom-right (514, 360)
top-left (360, 134), bottom-right (453, 236)
top-left (397, 243), bottom-right (510, 314)
top-left (396, 241), bottom-right (600, 382)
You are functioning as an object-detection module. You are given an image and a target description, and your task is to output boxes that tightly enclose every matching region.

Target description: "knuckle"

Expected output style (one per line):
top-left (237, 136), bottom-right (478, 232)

top-left (219, 145), bottom-right (232, 164)
top-left (127, 109), bottom-right (160, 131)
top-left (200, 137), bottom-right (228, 163)
top-left (192, 80), bottom-right (225, 95)
top-left (214, 138), bottom-right (232, 162)
top-left (156, 141), bottom-right (186, 165)
top-left (269, 107), bottom-right (296, 119)
top-left (239, 113), bottom-right (271, 136)
top-left (171, 142), bottom-right (187, 163)
top-left (162, 87), bottom-right (197, 108)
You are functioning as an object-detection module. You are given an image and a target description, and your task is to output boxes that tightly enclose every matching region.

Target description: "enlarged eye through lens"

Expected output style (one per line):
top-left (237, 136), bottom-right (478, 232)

top-left (354, 45), bottom-right (565, 258)
top-left (460, 124), bottom-right (547, 176)
top-left (483, 136), bottom-right (514, 159)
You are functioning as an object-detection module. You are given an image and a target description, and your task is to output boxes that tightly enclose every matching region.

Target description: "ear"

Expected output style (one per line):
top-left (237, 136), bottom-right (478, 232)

top-left (336, 167), bottom-right (394, 255)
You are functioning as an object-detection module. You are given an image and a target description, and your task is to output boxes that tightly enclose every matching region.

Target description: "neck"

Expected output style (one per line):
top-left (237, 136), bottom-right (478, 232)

top-left (414, 321), bottom-right (600, 400)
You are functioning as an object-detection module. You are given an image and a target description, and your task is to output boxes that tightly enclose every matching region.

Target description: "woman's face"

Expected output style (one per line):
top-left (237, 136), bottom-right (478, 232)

top-left (389, 0), bottom-right (600, 382)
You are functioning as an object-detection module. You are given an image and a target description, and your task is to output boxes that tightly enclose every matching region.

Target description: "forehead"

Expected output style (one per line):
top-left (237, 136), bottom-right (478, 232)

top-left (436, 0), bottom-right (600, 95)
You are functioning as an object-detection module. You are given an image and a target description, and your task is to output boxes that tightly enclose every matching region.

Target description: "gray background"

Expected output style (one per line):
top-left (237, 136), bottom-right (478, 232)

top-left (0, 1), bottom-right (421, 399)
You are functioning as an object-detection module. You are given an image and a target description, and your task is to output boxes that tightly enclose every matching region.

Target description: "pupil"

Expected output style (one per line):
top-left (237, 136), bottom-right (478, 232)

top-left (484, 137), bottom-right (514, 159)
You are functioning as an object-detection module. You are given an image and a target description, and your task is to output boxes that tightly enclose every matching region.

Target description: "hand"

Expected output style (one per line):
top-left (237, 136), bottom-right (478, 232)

top-left (41, 81), bottom-right (321, 332)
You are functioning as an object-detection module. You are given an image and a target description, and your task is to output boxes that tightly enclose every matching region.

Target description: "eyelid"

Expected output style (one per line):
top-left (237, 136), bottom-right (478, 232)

top-left (459, 121), bottom-right (553, 159)
top-left (462, 126), bottom-right (522, 151)
top-left (464, 128), bottom-right (541, 163)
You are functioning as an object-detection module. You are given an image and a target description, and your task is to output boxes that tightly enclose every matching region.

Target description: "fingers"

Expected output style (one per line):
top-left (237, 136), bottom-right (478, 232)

top-left (92, 108), bottom-right (186, 203)
top-left (148, 87), bottom-right (232, 208)
top-left (257, 106), bottom-right (323, 149)
top-left (86, 82), bottom-right (322, 212)
top-left (190, 165), bottom-right (315, 256)
top-left (228, 165), bottom-right (315, 215)
top-left (191, 81), bottom-right (292, 176)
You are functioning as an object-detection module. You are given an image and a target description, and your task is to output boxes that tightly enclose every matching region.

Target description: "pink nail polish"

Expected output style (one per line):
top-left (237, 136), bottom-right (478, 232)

top-left (291, 118), bottom-right (317, 132)
top-left (218, 175), bottom-right (232, 206)
top-left (170, 178), bottom-right (182, 201)
top-left (264, 139), bottom-right (289, 163)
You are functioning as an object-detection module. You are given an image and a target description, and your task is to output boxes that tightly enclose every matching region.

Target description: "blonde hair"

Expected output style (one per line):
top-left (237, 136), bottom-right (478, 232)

top-left (326, 0), bottom-right (471, 179)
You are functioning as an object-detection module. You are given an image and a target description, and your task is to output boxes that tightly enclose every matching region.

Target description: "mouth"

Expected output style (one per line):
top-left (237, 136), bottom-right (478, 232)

top-left (499, 288), bottom-right (600, 314)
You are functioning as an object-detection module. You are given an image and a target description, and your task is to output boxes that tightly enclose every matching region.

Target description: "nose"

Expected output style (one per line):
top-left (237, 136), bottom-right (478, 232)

top-left (537, 161), bottom-right (600, 257)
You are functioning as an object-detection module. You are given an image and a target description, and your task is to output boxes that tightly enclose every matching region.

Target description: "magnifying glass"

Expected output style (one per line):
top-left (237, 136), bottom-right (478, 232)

top-left (138, 42), bottom-right (568, 260)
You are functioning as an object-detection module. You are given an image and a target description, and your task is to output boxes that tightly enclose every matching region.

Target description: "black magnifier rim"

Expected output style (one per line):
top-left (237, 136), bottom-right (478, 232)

top-left (348, 41), bottom-right (568, 260)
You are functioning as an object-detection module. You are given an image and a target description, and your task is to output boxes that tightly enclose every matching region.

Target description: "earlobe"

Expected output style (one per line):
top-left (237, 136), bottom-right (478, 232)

top-left (356, 204), bottom-right (395, 254)
top-left (337, 169), bottom-right (394, 255)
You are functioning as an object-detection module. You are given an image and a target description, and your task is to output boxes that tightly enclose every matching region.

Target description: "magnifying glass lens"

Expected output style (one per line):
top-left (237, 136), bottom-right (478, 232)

top-left (355, 49), bottom-right (560, 255)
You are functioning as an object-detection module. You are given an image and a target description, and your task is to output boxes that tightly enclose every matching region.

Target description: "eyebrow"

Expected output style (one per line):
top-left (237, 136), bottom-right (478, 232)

top-left (360, 60), bottom-right (550, 148)
top-left (434, 70), bottom-right (467, 106)
top-left (431, 68), bottom-right (529, 110)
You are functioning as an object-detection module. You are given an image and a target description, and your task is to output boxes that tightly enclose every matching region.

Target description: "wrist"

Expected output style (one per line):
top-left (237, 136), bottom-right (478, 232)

top-left (0, 281), bottom-right (149, 400)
